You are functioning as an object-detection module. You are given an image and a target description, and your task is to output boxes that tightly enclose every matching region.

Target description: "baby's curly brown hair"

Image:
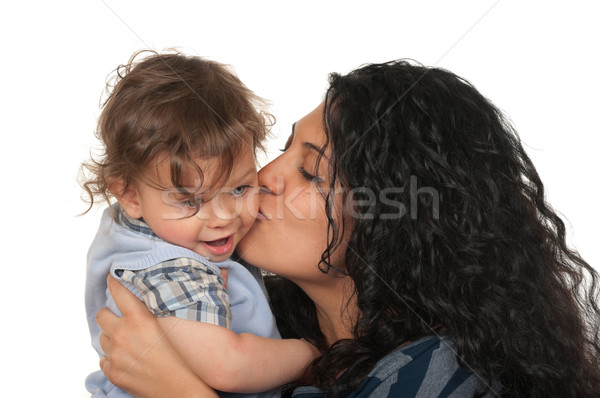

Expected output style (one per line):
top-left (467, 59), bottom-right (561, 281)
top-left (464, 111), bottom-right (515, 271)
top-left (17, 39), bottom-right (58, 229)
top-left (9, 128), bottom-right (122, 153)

top-left (80, 49), bottom-right (271, 213)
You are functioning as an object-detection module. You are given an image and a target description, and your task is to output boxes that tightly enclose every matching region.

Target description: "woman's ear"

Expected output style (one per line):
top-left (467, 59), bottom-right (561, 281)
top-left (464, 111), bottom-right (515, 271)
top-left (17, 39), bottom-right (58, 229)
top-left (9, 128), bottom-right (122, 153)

top-left (108, 179), bottom-right (143, 219)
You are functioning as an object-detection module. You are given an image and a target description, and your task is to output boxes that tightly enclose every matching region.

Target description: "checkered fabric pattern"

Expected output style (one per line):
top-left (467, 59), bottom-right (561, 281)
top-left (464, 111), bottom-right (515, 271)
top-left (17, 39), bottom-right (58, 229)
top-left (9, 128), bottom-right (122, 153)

top-left (116, 209), bottom-right (232, 329)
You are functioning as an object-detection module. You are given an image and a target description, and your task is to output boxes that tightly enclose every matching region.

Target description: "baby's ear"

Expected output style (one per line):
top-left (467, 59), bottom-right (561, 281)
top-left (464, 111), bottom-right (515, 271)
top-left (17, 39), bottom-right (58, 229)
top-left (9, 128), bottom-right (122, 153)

top-left (108, 178), bottom-right (143, 219)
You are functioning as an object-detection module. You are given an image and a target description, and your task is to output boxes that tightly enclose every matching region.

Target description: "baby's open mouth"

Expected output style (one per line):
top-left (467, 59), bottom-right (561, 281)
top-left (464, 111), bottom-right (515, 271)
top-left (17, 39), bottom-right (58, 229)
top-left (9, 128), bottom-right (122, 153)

top-left (202, 235), bottom-right (234, 256)
top-left (206, 237), bottom-right (228, 247)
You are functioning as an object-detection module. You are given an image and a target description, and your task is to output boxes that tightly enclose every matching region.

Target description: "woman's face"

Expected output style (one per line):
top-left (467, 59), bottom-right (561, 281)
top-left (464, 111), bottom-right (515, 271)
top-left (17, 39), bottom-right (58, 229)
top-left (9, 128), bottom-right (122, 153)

top-left (237, 103), bottom-right (347, 283)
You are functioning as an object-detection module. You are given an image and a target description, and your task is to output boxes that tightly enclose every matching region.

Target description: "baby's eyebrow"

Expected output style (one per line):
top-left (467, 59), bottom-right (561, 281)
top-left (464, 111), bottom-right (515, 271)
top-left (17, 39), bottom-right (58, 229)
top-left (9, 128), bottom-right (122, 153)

top-left (234, 166), bottom-right (258, 183)
top-left (167, 186), bottom-right (209, 197)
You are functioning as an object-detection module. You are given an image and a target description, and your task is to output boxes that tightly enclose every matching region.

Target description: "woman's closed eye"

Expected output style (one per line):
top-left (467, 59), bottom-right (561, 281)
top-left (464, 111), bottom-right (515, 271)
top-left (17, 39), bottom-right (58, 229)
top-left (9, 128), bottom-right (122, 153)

top-left (298, 166), bottom-right (323, 183)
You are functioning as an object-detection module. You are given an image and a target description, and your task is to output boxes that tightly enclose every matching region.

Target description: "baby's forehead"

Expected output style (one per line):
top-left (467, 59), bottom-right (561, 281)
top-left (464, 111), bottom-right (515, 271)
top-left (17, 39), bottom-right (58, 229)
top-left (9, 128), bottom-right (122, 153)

top-left (149, 148), bottom-right (257, 190)
top-left (152, 159), bottom-right (224, 190)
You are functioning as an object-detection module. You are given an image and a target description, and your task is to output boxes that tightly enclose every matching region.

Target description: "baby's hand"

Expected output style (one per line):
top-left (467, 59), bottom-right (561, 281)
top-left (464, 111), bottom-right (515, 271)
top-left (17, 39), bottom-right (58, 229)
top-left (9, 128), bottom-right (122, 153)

top-left (300, 338), bottom-right (321, 357)
top-left (297, 338), bottom-right (319, 384)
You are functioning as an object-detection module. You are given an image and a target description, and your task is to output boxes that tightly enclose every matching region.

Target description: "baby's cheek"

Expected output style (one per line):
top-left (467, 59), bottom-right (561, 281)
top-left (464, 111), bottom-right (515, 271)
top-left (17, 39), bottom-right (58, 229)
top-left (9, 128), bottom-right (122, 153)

top-left (162, 220), bottom-right (199, 246)
top-left (238, 203), bottom-right (258, 235)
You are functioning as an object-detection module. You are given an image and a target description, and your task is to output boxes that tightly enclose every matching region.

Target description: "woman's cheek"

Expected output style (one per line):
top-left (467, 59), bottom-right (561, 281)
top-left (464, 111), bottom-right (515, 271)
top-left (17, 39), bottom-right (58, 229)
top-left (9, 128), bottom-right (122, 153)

top-left (249, 190), bottom-right (259, 219)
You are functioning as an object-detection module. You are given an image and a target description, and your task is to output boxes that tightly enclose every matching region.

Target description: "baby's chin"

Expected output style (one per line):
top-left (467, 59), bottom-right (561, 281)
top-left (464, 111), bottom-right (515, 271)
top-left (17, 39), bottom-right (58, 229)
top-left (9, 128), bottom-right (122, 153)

top-left (235, 236), bottom-right (261, 266)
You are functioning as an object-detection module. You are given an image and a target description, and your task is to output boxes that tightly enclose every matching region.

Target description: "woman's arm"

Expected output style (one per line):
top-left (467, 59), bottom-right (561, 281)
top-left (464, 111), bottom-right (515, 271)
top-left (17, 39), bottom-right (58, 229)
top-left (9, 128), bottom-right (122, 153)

top-left (97, 275), bottom-right (218, 398)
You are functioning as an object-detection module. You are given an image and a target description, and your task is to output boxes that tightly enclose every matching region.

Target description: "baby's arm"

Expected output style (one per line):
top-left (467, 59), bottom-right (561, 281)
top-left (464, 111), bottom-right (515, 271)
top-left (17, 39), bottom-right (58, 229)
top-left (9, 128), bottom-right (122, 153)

top-left (158, 317), bottom-right (318, 393)
top-left (119, 258), bottom-right (318, 393)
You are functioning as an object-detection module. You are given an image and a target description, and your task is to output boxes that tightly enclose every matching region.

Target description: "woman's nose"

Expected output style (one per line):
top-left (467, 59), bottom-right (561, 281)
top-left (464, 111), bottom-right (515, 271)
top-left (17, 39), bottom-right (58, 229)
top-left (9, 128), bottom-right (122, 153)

top-left (257, 158), bottom-right (285, 195)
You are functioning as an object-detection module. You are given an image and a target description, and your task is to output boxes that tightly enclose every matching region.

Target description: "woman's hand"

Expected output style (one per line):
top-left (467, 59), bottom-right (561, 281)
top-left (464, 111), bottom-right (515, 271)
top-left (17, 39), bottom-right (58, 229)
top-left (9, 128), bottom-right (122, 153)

top-left (97, 275), bottom-right (218, 398)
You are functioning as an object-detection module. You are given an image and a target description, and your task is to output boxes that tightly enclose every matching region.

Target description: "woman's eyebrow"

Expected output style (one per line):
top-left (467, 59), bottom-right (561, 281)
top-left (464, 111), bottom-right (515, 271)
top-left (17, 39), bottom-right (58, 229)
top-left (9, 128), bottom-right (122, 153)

top-left (282, 123), bottom-right (296, 151)
top-left (302, 141), bottom-right (329, 161)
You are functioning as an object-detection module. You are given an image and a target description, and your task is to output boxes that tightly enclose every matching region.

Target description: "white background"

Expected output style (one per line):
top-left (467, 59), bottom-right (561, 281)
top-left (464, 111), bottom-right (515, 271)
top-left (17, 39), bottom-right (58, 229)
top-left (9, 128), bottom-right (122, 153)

top-left (1, 1), bottom-right (598, 396)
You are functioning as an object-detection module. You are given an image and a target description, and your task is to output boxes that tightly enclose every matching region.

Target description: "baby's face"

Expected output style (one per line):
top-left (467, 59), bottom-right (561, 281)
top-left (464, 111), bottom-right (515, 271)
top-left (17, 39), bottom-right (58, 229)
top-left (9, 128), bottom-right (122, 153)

top-left (133, 146), bottom-right (258, 262)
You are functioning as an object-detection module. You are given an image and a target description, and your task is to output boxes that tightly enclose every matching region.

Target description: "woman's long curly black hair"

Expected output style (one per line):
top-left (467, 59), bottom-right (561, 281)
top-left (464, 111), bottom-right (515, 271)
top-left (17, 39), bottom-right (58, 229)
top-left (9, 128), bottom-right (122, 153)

top-left (267, 60), bottom-right (600, 397)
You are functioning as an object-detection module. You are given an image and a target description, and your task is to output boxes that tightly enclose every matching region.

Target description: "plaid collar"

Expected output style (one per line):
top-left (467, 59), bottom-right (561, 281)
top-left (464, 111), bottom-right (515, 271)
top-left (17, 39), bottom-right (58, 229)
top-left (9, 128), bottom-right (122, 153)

top-left (115, 204), bottom-right (160, 240)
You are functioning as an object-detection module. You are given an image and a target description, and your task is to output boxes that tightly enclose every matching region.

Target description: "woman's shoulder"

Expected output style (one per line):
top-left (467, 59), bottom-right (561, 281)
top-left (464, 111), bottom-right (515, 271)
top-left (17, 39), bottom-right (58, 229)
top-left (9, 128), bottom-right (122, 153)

top-left (361, 334), bottom-right (500, 397)
top-left (293, 335), bottom-right (501, 398)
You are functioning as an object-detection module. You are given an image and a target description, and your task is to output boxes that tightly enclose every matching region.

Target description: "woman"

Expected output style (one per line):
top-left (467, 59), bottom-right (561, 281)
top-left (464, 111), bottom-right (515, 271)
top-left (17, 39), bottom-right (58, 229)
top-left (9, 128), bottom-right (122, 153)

top-left (97, 60), bottom-right (600, 397)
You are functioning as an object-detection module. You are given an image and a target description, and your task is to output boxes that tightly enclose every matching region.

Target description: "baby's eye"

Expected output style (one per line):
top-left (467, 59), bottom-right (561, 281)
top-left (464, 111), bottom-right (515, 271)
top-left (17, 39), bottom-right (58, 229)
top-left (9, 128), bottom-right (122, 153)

top-left (231, 185), bottom-right (251, 196)
top-left (181, 198), bottom-right (202, 208)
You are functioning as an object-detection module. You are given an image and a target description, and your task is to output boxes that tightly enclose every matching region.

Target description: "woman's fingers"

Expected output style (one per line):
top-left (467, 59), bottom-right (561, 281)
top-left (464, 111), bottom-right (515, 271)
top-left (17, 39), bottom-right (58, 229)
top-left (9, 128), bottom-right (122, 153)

top-left (96, 306), bottom-right (118, 336)
top-left (98, 330), bottom-right (112, 354)
top-left (99, 355), bottom-right (110, 377)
